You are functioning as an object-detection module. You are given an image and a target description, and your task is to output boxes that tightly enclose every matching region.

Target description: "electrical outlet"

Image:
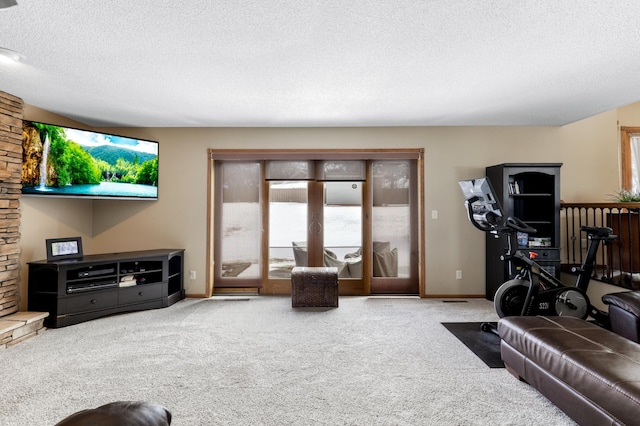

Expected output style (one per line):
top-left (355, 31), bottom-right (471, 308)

top-left (189, 270), bottom-right (196, 280)
top-left (431, 210), bottom-right (438, 219)
top-left (456, 270), bottom-right (463, 280)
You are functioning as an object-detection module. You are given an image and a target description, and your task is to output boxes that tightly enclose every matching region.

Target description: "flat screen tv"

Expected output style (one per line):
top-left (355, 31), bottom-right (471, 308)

top-left (22, 120), bottom-right (158, 200)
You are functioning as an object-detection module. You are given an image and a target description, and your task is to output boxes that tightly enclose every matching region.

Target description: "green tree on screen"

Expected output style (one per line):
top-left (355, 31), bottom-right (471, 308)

top-left (136, 158), bottom-right (158, 186)
top-left (34, 123), bottom-right (156, 188)
top-left (42, 125), bottom-right (101, 187)
top-left (66, 142), bottom-right (101, 184)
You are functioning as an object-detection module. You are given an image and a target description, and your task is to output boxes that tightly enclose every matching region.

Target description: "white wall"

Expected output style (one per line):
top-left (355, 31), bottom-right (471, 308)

top-left (19, 103), bottom-right (637, 309)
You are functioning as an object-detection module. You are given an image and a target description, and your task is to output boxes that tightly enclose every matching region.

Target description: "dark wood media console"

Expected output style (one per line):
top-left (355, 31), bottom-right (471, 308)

top-left (28, 249), bottom-right (185, 328)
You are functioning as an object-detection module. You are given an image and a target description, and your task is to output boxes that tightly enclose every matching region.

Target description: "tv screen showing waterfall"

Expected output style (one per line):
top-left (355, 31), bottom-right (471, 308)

top-left (22, 121), bottom-right (158, 200)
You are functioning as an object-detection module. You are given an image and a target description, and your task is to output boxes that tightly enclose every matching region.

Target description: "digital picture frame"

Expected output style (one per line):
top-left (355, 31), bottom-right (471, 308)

top-left (46, 237), bottom-right (84, 262)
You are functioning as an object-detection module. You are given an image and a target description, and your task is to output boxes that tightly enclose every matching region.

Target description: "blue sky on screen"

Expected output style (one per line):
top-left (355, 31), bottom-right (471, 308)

top-left (64, 128), bottom-right (158, 155)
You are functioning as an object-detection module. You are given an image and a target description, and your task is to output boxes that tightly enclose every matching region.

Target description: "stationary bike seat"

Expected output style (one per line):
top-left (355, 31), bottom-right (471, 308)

top-left (580, 226), bottom-right (613, 238)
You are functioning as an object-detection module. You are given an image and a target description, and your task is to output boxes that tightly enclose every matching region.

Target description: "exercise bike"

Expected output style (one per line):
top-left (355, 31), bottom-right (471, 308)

top-left (459, 178), bottom-right (616, 330)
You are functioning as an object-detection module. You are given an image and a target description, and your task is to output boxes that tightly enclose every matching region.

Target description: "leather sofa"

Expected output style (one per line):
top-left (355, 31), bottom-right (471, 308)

top-left (55, 401), bottom-right (171, 426)
top-left (498, 316), bottom-right (640, 425)
top-left (603, 291), bottom-right (640, 343)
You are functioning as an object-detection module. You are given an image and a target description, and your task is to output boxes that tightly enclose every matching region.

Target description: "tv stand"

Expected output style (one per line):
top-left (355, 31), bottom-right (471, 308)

top-left (28, 249), bottom-right (185, 328)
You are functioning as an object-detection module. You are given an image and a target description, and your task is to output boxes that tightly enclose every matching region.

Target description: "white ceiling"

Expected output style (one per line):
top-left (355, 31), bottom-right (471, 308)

top-left (2, 1), bottom-right (640, 128)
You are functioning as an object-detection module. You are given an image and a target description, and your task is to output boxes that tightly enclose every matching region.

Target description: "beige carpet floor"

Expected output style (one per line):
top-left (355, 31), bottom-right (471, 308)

top-left (0, 296), bottom-right (575, 425)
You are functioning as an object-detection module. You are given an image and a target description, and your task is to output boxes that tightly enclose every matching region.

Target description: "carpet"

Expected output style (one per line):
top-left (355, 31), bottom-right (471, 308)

top-left (441, 322), bottom-right (504, 368)
top-left (0, 298), bottom-right (575, 425)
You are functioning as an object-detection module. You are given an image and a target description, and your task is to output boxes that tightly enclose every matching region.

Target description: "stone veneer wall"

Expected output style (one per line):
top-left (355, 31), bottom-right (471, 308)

top-left (0, 91), bottom-right (23, 319)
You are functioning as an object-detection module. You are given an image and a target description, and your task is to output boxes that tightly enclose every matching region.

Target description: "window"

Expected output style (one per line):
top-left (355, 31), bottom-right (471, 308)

top-left (621, 126), bottom-right (640, 192)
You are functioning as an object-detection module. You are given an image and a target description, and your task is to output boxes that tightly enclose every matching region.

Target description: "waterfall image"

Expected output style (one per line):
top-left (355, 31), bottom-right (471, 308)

top-left (39, 134), bottom-right (50, 188)
top-left (21, 121), bottom-right (158, 199)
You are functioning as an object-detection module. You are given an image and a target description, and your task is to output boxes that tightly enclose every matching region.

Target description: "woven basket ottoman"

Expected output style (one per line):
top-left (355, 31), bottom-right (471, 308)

top-left (291, 266), bottom-right (339, 307)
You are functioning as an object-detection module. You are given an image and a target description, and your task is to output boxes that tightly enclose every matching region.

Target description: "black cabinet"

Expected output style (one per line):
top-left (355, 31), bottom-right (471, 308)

top-left (485, 163), bottom-right (561, 300)
top-left (28, 249), bottom-right (185, 327)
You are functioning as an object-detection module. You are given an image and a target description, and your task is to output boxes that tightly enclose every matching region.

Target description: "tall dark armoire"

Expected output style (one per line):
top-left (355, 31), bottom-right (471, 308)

top-left (485, 163), bottom-right (562, 300)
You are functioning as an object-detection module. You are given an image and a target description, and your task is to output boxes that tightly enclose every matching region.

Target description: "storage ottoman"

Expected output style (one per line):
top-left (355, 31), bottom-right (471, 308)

top-left (291, 266), bottom-right (339, 307)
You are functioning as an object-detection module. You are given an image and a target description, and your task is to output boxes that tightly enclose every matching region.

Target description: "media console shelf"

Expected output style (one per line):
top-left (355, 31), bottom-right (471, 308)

top-left (28, 249), bottom-right (185, 328)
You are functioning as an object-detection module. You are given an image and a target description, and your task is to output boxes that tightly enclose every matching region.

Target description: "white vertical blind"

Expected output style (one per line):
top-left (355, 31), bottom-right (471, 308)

top-left (631, 135), bottom-right (640, 193)
top-left (316, 160), bottom-right (366, 181)
top-left (265, 160), bottom-right (366, 181)
top-left (265, 161), bottom-right (315, 180)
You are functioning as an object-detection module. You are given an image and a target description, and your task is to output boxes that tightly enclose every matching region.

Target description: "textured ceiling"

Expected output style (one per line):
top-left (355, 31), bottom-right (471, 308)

top-left (1, 1), bottom-right (640, 127)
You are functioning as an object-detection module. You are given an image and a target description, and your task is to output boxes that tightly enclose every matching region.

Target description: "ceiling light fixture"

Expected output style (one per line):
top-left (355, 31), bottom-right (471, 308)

top-left (0, 0), bottom-right (17, 9)
top-left (0, 47), bottom-right (25, 63)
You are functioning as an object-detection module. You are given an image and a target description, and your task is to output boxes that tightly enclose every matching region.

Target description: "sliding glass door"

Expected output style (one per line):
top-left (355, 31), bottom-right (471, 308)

top-left (266, 161), bottom-right (364, 281)
top-left (268, 180), bottom-right (309, 278)
top-left (323, 181), bottom-right (363, 278)
top-left (370, 160), bottom-right (418, 294)
top-left (209, 151), bottom-right (422, 295)
top-left (267, 180), bottom-right (364, 279)
top-left (212, 161), bottom-right (262, 287)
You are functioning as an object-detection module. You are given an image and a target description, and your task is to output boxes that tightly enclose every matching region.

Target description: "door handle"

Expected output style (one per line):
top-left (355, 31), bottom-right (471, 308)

top-left (309, 222), bottom-right (322, 235)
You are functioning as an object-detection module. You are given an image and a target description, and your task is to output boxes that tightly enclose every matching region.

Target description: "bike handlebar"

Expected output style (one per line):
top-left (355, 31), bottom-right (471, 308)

top-left (464, 198), bottom-right (538, 236)
top-left (505, 216), bottom-right (537, 235)
top-left (464, 200), bottom-right (499, 232)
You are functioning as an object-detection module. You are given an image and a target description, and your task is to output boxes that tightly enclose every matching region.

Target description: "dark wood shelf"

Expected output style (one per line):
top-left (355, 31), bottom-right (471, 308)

top-left (28, 249), bottom-right (185, 328)
top-left (486, 163), bottom-right (562, 301)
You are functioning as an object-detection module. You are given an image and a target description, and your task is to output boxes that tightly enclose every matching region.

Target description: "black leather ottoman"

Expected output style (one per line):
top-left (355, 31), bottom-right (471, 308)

top-left (602, 290), bottom-right (640, 343)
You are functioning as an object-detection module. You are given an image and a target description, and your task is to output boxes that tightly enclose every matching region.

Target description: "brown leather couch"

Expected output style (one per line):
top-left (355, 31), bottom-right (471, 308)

top-left (498, 316), bottom-right (640, 425)
top-left (55, 401), bottom-right (171, 426)
top-left (603, 291), bottom-right (640, 343)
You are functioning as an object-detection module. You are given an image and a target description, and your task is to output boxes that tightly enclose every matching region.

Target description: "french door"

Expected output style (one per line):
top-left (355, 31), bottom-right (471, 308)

top-left (209, 151), bottom-right (422, 296)
top-left (268, 180), bottom-right (364, 280)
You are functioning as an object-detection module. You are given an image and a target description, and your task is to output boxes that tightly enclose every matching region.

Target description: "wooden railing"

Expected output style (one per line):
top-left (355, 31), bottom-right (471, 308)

top-left (561, 202), bottom-right (640, 290)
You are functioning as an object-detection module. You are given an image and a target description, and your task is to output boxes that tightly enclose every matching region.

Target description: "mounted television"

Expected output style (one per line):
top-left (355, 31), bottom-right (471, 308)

top-left (22, 120), bottom-right (158, 200)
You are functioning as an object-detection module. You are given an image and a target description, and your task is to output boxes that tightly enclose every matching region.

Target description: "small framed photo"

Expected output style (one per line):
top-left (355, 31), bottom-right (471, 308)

top-left (516, 232), bottom-right (529, 247)
top-left (46, 237), bottom-right (83, 262)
